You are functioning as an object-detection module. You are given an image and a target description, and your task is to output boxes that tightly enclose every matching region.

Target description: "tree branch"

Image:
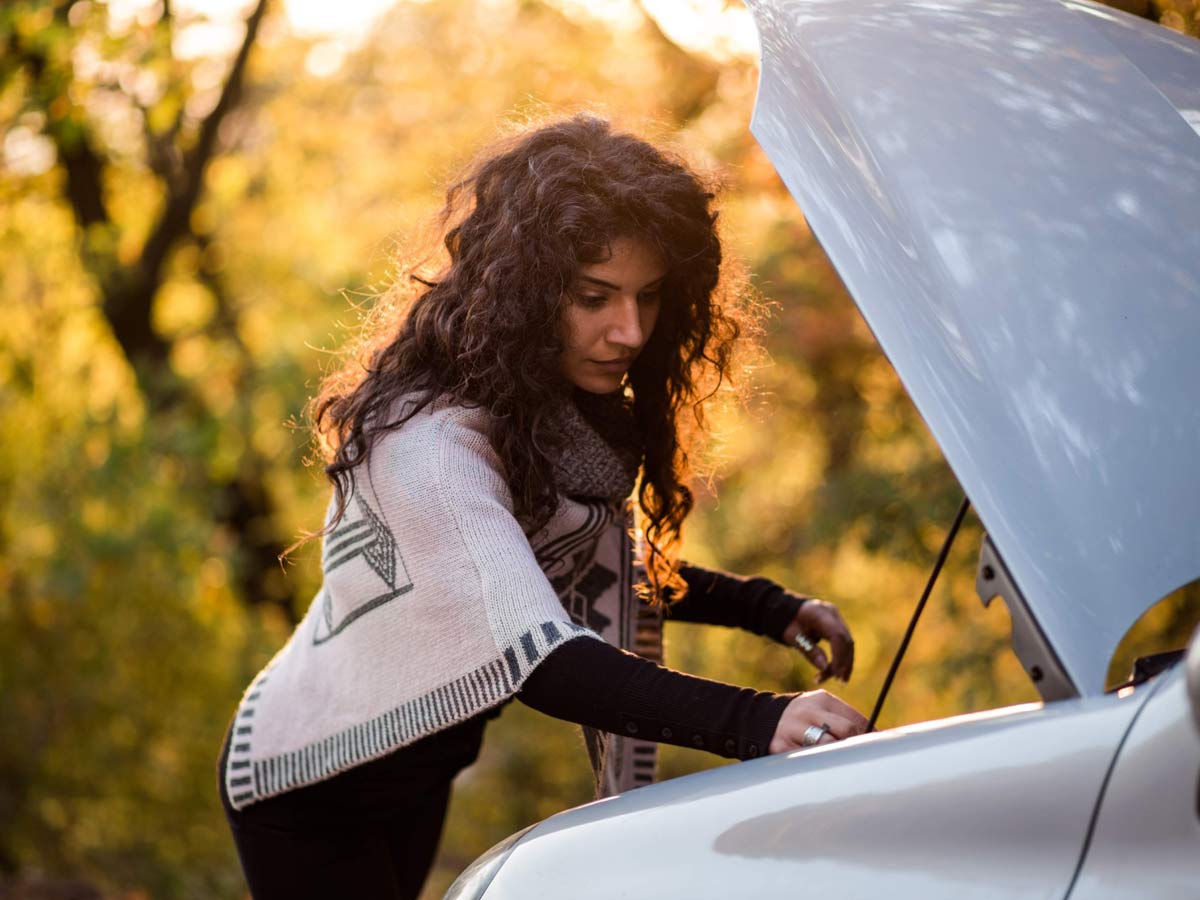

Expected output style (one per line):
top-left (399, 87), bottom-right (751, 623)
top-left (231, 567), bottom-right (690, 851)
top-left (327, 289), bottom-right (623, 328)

top-left (10, 10), bottom-right (113, 233)
top-left (139, 0), bottom-right (186, 188)
top-left (139, 0), bottom-right (270, 287)
top-left (101, 0), bottom-right (269, 401)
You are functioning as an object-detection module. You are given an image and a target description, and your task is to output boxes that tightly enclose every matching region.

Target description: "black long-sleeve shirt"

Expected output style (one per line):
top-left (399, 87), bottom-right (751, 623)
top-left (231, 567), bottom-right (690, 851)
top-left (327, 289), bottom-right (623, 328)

top-left (517, 564), bottom-right (807, 761)
top-left (672, 563), bottom-right (809, 641)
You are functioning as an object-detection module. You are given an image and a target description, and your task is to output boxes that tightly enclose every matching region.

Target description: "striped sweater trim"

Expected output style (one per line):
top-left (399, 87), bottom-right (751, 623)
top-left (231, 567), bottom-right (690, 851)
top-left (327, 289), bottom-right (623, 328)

top-left (224, 620), bottom-right (596, 810)
top-left (613, 588), bottom-right (663, 791)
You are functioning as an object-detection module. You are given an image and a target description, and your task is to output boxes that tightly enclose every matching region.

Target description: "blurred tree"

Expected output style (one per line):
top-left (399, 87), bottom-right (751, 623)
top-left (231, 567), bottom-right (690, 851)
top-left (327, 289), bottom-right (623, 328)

top-left (1141, 0), bottom-right (1200, 34)
top-left (2, 0), bottom-right (292, 621)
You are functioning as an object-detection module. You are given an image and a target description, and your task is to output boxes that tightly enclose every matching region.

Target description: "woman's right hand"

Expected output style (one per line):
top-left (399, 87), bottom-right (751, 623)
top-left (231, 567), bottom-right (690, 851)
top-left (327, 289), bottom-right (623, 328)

top-left (768, 690), bottom-right (868, 754)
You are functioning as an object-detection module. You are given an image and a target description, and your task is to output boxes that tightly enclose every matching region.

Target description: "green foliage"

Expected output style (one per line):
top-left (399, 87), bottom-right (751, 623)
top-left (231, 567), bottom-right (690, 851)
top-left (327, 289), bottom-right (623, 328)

top-left (1, 1), bottom-right (1196, 897)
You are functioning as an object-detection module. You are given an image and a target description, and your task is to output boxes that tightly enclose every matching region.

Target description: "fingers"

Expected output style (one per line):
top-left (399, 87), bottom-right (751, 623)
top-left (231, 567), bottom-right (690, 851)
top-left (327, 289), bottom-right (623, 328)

top-left (813, 709), bottom-right (861, 741)
top-left (768, 691), bottom-right (869, 753)
top-left (795, 600), bottom-right (856, 683)
top-left (815, 604), bottom-right (854, 682)
top-left (806, 645), bottom-right (830, 678)
top-left (772, 715), bottom-right (850, 752)
top-left (825, 607), bottom-right (855, 682)
top-left (809, 689), bottom-right (868, 735)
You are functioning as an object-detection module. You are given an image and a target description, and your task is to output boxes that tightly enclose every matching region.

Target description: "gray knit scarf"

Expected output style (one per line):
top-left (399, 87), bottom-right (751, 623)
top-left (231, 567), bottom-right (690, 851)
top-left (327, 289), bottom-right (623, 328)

top-left (552, 388), bottom-right (642, 502)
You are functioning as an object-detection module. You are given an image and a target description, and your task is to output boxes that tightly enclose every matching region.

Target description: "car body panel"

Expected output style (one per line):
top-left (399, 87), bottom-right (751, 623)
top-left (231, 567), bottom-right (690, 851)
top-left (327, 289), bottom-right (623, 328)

top-left (748, 0), bottom-right (1200, 696)
top-left (482, 693), bottom-right (1148, 898)
top-left (1067, 666), bottom-right (1200, 898)
top-left (1067, 0), bottom-right (1200, 131)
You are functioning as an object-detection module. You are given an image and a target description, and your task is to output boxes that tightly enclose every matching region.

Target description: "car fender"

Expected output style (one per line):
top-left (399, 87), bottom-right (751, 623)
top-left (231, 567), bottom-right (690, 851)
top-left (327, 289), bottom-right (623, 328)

top-left (1067, 666), bottom-right (1200, 898)
top-left (482, 694), bottom-right (1149, 899)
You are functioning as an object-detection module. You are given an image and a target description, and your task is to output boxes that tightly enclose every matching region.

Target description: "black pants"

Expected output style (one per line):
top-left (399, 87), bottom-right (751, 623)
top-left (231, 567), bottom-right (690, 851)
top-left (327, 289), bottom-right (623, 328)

top-left (218, 715), bottom-right (488, 900)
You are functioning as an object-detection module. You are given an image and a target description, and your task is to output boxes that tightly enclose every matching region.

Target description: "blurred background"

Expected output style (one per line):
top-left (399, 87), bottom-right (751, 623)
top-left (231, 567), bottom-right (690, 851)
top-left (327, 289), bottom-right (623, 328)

top-left (2, 0), bottom-right (1198, 897)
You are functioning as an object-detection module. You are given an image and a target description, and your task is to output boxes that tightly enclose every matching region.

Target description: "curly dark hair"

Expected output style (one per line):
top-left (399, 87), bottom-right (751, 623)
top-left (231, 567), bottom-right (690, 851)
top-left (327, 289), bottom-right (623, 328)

top-left (310, 113), bottom-right (754, 599)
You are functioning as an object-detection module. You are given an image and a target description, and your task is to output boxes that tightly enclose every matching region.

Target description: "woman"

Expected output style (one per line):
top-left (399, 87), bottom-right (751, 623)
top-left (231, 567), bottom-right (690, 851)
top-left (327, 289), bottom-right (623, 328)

top-left (218, 114), bottom-right (866, 899)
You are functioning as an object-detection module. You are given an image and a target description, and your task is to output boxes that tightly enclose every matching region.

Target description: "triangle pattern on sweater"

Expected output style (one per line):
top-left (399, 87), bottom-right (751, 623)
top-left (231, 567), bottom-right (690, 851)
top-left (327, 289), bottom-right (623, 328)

top-left (313, 495), bottom-right (412, 645)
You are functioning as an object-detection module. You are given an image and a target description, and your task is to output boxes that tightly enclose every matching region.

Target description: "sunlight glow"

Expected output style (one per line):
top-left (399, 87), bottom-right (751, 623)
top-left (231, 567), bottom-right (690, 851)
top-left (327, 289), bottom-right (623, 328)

top-left (641, 0), bottom-right (758, 60)
top-left (284, 0), bottom-right (400, 37)
top-left (105, 0), bottom-right (758, 71)
top-left (284, 0), bottom-right (758, 60)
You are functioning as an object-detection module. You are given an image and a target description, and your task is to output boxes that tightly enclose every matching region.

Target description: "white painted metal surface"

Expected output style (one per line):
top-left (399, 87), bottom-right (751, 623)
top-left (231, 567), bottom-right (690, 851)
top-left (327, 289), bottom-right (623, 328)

top-left (748, 0), bottom-right (1200, 695)
top-left (482, 695), bottom-right (1147, 898)
top-left (1068, 667), bottom-right (1200, 898)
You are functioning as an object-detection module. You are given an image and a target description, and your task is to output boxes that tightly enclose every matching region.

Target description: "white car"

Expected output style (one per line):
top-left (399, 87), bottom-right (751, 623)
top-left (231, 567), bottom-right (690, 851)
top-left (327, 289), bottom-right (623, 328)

top-left (446, 0), bottom-right (1200, 896)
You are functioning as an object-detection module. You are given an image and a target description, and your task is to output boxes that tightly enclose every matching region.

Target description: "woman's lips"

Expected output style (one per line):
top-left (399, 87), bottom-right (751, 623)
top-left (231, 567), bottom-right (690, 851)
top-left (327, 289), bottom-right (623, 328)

top-left (589, 358), bottom-right (633, 372)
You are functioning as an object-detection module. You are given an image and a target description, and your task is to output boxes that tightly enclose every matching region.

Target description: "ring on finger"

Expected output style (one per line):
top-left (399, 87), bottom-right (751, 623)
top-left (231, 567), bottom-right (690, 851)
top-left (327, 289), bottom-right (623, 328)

top-left (794, 633), bottom-right (817, 654)
top-left (800, 723), bottom-right (832, 747)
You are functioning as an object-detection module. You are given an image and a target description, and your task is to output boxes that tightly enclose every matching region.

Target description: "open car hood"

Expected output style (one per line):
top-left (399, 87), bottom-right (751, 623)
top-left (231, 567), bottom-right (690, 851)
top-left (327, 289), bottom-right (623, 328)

top-left (748, 0), bottom-right (1200, 695)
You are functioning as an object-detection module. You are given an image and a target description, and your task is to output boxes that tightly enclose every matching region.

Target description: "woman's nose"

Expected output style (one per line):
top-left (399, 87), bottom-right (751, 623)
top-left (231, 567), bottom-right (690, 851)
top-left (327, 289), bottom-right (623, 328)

top-left (606, 296), bottom-right (643, 348)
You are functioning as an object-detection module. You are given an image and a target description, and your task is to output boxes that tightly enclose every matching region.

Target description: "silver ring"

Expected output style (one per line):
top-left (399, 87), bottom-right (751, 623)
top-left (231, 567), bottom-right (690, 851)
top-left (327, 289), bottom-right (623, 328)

top-left (793, 633), bottom-right (817, 653)
top-left (800, 723), bottom-right (831, 747)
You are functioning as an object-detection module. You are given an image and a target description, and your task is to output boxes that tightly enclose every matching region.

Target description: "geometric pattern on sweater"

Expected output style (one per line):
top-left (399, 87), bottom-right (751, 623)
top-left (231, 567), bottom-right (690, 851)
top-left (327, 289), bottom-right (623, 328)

top-left (545, 500), bottom-right (663, 797)
top-left (535, 498), bottom-right (612, 570)
top-left (544, 499), bottom-right (620, 634)
top-left (225, 617), bottom-right (593, 807)
top-left (313, 495), bottom-right (413, 645)
top-left (554, 556), bottom-right (618, 633)
top-left (626, 573), bottom-right (664, 789)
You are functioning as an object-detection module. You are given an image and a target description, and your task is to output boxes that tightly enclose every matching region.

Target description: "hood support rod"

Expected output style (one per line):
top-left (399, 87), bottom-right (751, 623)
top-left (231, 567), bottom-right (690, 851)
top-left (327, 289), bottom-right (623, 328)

top-left (867, 494), bottom-right (971, 733)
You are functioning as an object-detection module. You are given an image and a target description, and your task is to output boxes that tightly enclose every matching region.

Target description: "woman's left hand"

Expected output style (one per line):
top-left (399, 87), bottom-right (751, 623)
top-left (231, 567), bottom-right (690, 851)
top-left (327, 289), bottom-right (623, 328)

top-left (781, 599), bottom-right (855, 684)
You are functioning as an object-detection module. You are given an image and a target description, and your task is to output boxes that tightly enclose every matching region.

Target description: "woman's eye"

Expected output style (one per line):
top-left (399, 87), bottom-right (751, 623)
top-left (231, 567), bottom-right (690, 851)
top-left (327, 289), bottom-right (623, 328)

top-left (638, 291), bottom-right (662, 305)
top-left (577, 294), bottom-right (608, 308)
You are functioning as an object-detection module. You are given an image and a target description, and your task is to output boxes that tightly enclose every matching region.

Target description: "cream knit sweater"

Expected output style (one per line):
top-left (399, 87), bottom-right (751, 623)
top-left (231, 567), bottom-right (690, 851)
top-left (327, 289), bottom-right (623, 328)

top-left (222, 399), bottom-right (636, 810)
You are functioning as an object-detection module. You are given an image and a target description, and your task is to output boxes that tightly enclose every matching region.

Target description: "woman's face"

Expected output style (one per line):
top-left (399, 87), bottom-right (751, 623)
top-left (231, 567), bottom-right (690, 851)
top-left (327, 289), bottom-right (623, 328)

top-left (560, 236), bottom-right (667, 395)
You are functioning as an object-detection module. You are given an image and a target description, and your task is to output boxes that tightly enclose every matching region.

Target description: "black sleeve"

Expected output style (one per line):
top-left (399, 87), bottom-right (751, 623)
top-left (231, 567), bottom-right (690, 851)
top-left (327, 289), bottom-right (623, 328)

top-left (517, 636), bottom-right (791, 761)
top-left (667, 563), bottom-right (809, 645)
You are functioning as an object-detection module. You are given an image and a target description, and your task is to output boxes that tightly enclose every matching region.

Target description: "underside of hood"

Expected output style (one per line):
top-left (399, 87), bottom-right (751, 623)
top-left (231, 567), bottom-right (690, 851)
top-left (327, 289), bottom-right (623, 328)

top-left (748, 0), bottom-right (1200, 695)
